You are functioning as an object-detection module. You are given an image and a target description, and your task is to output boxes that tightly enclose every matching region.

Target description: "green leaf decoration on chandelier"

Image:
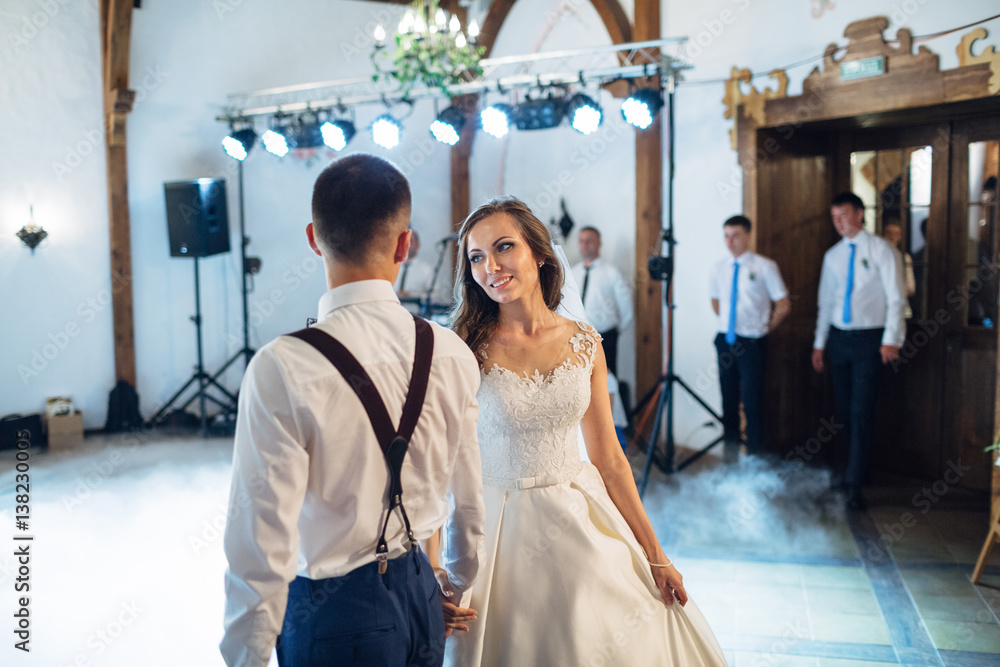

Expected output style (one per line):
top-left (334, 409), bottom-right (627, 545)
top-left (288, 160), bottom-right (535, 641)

top-left (371, 0), bottom-right (485, 100)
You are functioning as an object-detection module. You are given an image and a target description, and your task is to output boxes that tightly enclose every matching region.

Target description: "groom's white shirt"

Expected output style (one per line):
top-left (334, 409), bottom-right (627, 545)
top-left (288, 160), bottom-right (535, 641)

top-left (221, 280), bottom-right (486, 667)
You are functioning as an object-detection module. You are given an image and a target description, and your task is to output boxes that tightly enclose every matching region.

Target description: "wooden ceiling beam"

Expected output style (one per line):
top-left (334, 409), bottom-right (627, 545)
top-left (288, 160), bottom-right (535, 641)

top-left (632, 0), bottom-right (662, 402)
top-left (101, 0), bottom-right (137, 388)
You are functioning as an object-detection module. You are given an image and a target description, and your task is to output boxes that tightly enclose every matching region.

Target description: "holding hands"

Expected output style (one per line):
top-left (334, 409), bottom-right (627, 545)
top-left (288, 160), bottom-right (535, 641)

top-left (440, 591), bottom-right (477, 637)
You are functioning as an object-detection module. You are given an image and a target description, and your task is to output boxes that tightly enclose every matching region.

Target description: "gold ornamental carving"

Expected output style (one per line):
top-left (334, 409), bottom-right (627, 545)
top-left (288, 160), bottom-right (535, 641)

top-left (958, 28), bottom-right (1000, 95)
top-left (722, 67), bottom-right (788, 150)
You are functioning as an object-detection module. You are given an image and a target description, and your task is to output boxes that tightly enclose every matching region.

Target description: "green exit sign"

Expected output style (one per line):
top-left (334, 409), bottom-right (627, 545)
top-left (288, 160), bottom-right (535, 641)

top-left (841, 56), bottom-right (886, 81)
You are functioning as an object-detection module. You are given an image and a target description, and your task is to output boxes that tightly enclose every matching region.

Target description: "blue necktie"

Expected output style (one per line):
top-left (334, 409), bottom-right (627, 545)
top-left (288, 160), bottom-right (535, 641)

top-left (726, 262), bottom-right (739, 344)
top-left (843, 242), bottom-right (856, 324)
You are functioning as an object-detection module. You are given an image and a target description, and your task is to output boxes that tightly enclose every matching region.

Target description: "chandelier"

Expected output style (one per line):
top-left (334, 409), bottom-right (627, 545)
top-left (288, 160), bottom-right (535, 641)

top-left (371, 0), bottom-right (484, 99)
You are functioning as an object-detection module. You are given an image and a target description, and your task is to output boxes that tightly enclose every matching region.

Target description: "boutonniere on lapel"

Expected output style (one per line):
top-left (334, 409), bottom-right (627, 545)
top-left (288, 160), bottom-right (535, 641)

top-left (861, 259), bottom-right (870, 269)
top-left (748, 272), bottom-right (756, 281)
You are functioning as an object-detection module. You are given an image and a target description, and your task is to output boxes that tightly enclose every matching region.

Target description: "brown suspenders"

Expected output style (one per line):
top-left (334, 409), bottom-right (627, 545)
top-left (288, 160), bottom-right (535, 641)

top-left (287, 316), bottom-right (435, 574)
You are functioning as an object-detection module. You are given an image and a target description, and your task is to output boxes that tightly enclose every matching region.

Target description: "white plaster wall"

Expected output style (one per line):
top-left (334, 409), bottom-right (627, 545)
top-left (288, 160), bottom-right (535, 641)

top-left (0, 0), bottom-right (114, 429)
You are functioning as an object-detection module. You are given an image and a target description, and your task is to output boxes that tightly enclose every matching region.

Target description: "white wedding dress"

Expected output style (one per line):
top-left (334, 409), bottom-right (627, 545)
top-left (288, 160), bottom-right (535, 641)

top-left (446, 321), bottom-right (728, 666)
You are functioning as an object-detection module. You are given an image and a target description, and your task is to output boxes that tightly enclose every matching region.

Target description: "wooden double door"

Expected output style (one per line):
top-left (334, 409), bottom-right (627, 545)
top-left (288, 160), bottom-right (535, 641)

top-left (756, 112), bottom-right (999, 492)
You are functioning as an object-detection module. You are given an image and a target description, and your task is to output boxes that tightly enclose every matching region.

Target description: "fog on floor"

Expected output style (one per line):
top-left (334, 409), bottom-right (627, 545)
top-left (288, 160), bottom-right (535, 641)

top-left (0, 434), bottom-right (847, 665)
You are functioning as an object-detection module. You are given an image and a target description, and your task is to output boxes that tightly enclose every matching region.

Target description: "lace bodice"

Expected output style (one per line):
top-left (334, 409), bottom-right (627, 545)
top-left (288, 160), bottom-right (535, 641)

top-left (476, 322), bottom-right (600, 487)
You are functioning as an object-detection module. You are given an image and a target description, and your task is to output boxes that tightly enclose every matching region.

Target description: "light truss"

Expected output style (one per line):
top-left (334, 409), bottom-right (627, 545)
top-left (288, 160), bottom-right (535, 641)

top-left (216, 38), bottom-right (690, 121)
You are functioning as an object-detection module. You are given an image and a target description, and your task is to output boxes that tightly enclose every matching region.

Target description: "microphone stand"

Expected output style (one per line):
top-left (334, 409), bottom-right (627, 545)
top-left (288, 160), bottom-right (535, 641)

top-left (421, 236), bottom-right (455, 318)
top-left (635, 67), bottom-right (724, 497)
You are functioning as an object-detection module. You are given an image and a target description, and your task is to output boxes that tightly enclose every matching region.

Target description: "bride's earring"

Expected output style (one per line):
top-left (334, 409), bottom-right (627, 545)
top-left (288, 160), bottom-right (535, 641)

top-left (538, 260), bottom-right (544, 268)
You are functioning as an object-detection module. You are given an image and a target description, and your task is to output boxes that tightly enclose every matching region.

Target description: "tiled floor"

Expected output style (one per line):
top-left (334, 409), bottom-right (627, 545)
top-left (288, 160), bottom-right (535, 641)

top-left (638, 450), bottom-right (1000, 666)
top-left (0, 433), bottom-right (998, 665)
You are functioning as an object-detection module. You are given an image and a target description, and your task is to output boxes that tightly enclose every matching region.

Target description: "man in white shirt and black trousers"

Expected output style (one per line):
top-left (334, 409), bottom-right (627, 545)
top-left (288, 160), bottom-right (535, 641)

top-left (221, 154), bottom-right (486, 667)
top-left (571, 226), bottom-right (634, 376)
top-left (710, 216), bottom-right (790, 458)
top-left (812, 192), bottom-right (906, 511)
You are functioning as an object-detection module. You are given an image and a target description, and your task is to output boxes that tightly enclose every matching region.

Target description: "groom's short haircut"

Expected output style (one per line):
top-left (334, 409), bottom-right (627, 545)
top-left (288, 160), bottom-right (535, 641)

top-left (312, 154), bottom-right (411, 264)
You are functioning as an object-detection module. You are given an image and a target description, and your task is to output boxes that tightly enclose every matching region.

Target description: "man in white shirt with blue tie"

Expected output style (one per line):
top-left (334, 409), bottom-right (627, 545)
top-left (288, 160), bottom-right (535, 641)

top-left (812, 192), bottom-right (906, 511)
top-left (221, 155), bottom-right (485, 666)
top-left (710, 216), bottom-right (790, 457)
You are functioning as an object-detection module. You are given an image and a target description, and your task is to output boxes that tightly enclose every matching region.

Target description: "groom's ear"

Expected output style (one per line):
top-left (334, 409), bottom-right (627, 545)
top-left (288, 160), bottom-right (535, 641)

top-left (393, 229), bottom-right (411, 264)
top-left (305, 223), bottom-right (323, 257)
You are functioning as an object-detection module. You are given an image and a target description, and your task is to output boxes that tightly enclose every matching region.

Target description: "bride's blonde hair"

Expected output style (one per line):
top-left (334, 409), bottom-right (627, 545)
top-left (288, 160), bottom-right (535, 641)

top-left (450, 196), bottom-right (563, 356)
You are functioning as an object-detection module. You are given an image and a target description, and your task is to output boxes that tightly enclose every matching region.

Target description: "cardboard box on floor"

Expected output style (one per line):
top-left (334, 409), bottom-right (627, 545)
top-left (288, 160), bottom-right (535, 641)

top-left (45, 411), bottom-right (83, 450)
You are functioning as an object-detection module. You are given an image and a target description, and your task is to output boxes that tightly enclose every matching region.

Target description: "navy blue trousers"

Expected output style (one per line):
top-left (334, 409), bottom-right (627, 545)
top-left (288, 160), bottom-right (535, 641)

top-left (715, 333), bottom-right (768, 454)
top-left (827, 327), bottom-right (883, 487)
top-left (276, 549), bottom-right (444, 667)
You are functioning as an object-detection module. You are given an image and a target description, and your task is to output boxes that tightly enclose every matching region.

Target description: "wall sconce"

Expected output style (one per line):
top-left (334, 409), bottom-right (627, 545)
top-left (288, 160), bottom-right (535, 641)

top-left (16, 206), bottom-right (47, 253)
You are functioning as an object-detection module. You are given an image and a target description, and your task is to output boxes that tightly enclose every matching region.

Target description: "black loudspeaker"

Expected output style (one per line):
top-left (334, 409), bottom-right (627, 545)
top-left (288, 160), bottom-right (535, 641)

top-left (164, 178), bottom-right (231, 258)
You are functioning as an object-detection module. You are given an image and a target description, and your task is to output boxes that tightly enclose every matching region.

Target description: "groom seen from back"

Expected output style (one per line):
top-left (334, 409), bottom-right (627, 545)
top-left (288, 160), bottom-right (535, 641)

top-left (221, 154), bottom-right (486, 667)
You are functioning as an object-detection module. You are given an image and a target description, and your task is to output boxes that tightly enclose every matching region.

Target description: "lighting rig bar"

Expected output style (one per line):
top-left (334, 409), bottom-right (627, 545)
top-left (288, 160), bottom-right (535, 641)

top-left (215, 39), bottom-right (690, 122)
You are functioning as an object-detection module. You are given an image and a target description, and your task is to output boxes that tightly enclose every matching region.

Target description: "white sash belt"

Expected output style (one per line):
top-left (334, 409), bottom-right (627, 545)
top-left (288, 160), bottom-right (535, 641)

top-left (483, 462), bottom-right (581, 490)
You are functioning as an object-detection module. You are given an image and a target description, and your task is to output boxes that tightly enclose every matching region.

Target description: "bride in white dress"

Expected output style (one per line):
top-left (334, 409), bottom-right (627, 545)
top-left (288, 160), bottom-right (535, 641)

top-left (437, 196), bottom-right (727, 666)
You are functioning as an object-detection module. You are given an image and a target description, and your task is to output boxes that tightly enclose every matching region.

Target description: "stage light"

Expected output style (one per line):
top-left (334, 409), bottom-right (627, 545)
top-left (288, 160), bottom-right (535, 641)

top-left (621, 88), bottom-right (663, 130)
top-left (513, 97), bottom-right (564, 131)
top-left (321, 119), bottom-right (355, 151)
top-left (261, 129), bottom-right (289, 156)
top-left (372, 114), bottom-right (401, 149)
top-left (222, 126), bottom-right (256, 161)
top-left (262, 115), bottom-right (293, 157)
top-left (567, 93), bottom-right (602, 135)
top-left (480, 103), bottom-right (513, 139)
top-left (430, 106), bottom-right (466, 146)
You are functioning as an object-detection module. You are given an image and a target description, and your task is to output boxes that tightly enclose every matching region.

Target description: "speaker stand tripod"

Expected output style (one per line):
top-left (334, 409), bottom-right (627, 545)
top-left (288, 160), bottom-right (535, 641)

top-left (148, 256), bottom-right (239, 437)
top-left (195, 160), bottom-right (256, 396)
top-left (149, 162), bottom-right (256, 436)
